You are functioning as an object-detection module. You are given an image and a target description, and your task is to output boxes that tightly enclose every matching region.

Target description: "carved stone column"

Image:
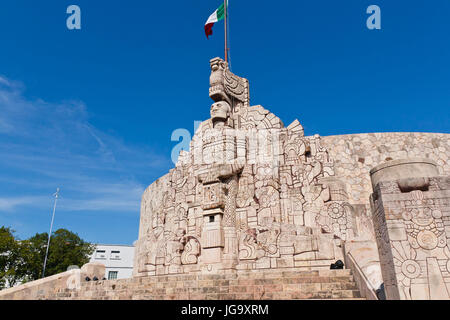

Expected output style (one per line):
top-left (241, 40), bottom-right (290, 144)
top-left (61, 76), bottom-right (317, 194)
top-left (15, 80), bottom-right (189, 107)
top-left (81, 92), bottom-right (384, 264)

top-left (222, 175), bottom-right (239, 268)
top-left (199, 179), bottom-right (225, 267)
top-left (370, 159), bottom-right (450, 300)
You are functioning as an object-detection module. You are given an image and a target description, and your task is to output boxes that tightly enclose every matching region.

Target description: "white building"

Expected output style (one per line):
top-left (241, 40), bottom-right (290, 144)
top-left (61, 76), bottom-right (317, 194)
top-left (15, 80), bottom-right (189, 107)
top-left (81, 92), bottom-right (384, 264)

top-left (89, 244), bottom-right (135, 280)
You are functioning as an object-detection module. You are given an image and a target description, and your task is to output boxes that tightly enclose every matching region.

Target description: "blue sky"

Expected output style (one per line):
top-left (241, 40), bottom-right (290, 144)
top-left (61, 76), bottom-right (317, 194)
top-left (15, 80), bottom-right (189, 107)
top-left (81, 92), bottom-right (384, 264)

top-left (0, 1), bottom-right (449, 245)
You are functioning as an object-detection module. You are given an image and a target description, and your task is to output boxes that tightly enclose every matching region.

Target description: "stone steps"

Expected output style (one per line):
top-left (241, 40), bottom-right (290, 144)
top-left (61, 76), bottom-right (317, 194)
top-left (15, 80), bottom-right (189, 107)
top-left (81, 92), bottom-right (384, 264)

top-left (51, 268), bottom-right (364, 300)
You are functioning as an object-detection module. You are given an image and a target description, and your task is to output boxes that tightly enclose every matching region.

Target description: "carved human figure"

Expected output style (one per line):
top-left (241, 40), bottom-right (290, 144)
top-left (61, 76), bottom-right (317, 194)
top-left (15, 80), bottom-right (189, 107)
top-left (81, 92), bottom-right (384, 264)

top-left (144, 225), bottom-right (164, 266)
top-left (210, 101), bottom-right (232, 128)
top-left (165, 228), bottom-right (186, 266)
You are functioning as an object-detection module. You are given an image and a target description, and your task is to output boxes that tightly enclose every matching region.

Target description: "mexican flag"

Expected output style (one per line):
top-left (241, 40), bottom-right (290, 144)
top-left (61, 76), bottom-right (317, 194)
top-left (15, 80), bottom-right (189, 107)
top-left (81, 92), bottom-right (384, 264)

top-left (204, 2), bottom-right (226, 39)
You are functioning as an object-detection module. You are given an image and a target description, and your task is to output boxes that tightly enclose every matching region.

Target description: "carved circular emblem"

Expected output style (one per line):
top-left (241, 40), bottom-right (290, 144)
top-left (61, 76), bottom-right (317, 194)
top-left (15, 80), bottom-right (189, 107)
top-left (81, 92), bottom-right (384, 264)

top-left (409, 208), bottom-right (419, 218)
top-left (401, 260), bottom-right (421, 279)
top-left (415, 199), bottom-right (424, 206)
top-left (328, 203), bottom-right (344, 219)
top-left (417, 230), bottom-right (438, 250)
top-left (423, 207), bottom-right (432, 217)
top-left (432, 210), bottom-right (442, 219)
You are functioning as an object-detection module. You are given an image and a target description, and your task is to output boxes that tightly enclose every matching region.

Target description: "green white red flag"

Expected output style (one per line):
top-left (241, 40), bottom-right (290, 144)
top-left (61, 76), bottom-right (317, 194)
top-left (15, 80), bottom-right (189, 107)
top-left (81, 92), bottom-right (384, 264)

top-left (204, 2), bottom-right (226, 39)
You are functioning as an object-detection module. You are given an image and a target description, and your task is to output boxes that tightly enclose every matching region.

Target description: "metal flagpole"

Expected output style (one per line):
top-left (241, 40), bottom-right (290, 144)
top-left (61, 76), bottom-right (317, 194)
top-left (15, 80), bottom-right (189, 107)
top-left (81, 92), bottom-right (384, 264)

top-left (42, 187), bottom-right (60, 278)
top-left (224, 0), bottom-right (228, 62)
top-left (227, 0), bottom-right (231, 70)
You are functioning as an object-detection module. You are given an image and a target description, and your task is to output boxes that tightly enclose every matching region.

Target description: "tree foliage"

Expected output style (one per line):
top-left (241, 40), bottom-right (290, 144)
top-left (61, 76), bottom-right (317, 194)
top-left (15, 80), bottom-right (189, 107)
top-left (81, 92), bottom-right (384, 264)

top-left (0, 227), bottom-right (95, 288)
top-left (0, 227), bottom-right (26, 289)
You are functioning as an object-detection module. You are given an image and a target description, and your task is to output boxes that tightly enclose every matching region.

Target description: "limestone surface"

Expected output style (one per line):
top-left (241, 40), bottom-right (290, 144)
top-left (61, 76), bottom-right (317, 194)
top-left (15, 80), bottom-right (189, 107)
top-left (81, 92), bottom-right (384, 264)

top-left (1, 58), bottom-right (449, 300)
top-left (133, 58), bottom-right (450, 295)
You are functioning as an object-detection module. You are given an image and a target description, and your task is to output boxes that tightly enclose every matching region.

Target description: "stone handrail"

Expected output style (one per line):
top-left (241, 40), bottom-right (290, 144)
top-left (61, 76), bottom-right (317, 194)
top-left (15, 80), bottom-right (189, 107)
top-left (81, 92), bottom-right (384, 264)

top-left (344, 252), bottom-right (379, 300)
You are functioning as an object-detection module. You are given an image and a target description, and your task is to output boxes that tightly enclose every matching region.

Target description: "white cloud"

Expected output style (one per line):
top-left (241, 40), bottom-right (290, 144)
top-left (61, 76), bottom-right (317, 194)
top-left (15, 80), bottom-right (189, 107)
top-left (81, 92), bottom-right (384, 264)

top-left (0, 75), bottom-right (169, 215)
top-left (0, 196), bottom-right (47, 211)
top-left (0, 76), bottom-right (11, 86)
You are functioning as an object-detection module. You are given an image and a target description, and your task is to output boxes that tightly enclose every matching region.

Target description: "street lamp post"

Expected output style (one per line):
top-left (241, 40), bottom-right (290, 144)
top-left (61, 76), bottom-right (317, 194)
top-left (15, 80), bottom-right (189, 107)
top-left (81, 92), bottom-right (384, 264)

top-left (42, 188), bottom-right (60, 278)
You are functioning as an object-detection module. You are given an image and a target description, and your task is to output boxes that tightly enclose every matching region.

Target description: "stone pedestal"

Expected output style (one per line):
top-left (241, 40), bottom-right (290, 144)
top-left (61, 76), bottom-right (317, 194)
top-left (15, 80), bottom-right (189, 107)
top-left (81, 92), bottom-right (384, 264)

top-left (370, 159), bottom-right (450, 300)
top-left (222, 226), bottom-right (238, 268)
top-left (200, 208), bottom-right (224, 266)
top-left (369, 158), bottom-right (439, 190)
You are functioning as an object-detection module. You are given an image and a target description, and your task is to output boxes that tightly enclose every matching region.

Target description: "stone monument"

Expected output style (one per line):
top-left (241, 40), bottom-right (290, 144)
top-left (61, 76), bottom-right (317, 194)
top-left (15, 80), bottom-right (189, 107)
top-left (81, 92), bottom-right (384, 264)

top-left (134, 57), bottom-right (355, 277)
top-left (1, 58), bottom-right (449, 300)
top-left (129, 58), bottom-right (450, 300)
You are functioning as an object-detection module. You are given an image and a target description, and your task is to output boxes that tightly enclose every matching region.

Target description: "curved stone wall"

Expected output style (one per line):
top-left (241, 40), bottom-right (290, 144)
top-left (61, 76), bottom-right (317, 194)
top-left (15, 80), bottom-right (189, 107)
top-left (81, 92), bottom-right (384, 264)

top-left (322, 132), bottom-right (450, 205)
top-left (134, 131), bottom-right (449, 277)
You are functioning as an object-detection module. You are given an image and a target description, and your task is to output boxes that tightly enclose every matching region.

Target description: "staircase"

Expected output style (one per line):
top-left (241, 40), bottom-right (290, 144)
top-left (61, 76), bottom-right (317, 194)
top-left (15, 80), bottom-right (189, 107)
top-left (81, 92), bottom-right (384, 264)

top-left (51, 269), bottom-right (364, 300)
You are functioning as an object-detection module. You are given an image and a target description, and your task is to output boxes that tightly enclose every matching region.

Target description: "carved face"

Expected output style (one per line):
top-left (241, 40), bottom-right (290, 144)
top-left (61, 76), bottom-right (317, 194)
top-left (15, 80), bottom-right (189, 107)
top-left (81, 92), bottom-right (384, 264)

top-left (210, 59), bottom-right (221, 72)
top-left (210, 101), bottom-right (231, 121)
top-left (409, 208), bottom-right (434, 226)
top-left (209, 58), bottom-right (226, 93)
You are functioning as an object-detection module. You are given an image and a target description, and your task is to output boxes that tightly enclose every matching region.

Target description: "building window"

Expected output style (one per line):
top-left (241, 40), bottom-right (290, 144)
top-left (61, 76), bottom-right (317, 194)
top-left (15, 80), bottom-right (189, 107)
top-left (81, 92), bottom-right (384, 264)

top-left (209, 216), bottom-right (215, 223)
top-left (108, 271), bottom-right (118, 280)
top-left (110, 250), bottom-right (121, 260)
top-left (95, 250), bottom-right (106, 259)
